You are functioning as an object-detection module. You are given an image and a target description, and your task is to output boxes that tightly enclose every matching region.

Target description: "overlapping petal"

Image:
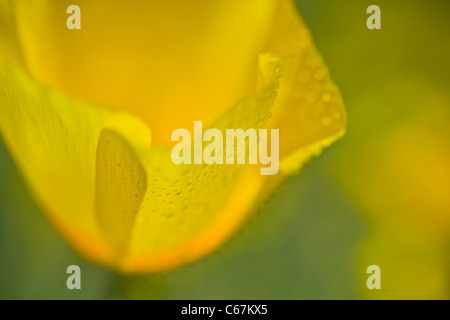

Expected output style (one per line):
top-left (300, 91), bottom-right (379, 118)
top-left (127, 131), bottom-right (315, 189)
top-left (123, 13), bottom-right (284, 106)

top-left (0, 58), bottom-right (152, 267)
top-left (0, 0), bottom-right (346, 272)
top-left (12, 0), bottom-right (277, 144)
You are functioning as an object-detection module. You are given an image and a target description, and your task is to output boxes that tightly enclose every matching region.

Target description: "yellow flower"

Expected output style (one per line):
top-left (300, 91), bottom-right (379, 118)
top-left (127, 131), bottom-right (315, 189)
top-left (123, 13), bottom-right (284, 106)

top-left (0, 0), bottom-right (345, 273)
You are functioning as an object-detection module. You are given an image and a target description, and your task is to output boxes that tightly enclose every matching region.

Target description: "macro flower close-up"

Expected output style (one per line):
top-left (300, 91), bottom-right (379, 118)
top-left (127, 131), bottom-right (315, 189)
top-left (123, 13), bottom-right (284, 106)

top-left (1, 0), bottom-right (449, 302)
top-left (0, 0), bottom-right (345, 274)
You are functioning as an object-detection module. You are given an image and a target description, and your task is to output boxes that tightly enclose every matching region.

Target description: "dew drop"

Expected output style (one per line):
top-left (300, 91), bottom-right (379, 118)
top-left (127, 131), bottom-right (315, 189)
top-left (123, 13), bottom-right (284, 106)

top-left (322, 93), bottom-right (332, 102)
top-left (321, 117), bottom-right (331, 127)
top-left (315, 68), bottom-right (326, 80)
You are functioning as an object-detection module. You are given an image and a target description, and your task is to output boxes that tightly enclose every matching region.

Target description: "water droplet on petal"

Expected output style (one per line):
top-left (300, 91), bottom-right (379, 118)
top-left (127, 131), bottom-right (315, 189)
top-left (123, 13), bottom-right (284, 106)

top-left (322, 93), bottom-right (331, 102)
top-left (321, 117), bottom-right (331, 127)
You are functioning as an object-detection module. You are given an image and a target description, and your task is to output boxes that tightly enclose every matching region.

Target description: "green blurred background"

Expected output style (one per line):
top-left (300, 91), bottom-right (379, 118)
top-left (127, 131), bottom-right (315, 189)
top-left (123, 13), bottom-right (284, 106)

top-left (1, 0), bottom-right (449, 299)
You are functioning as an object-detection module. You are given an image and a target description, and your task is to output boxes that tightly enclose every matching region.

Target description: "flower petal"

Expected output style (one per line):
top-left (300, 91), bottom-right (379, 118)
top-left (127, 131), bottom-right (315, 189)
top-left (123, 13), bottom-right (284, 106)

top-left (265, 0), bottom-right (346, 174)
top-left (0, 0), bottom-right (24, 66)
top-left (95, 129), bottom-right (148, 257)
top-left (0, 58), bottom-right (151, 267)
top-left (0, 52), bottom-right (281, 272)
top-left (121, 54), bottom-right (282, 272)
top-left (1, 1), bottom-right (347, 273)
top-left (13, 0), bottom-right (277, 145)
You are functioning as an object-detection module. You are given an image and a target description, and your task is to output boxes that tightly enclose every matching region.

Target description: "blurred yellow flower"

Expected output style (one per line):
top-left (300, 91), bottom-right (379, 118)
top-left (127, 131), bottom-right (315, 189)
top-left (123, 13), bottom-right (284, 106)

top-left (0, 0), bottom-right (345, 272)
top-left (334, 81), bottom-right (450, 299)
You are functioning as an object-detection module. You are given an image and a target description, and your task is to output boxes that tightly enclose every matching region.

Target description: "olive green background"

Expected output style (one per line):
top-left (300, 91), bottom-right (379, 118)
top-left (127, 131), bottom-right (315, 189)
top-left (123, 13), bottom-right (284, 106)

top-left (1, 1), bottom-right (449, 299)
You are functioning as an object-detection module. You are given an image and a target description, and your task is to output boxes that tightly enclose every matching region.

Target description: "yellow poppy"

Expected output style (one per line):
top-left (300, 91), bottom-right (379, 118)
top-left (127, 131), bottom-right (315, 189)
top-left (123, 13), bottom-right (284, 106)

top-left (0, 0), bottom-right (345, 273)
